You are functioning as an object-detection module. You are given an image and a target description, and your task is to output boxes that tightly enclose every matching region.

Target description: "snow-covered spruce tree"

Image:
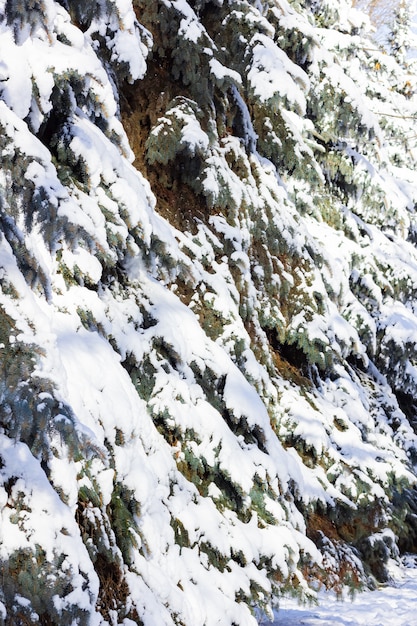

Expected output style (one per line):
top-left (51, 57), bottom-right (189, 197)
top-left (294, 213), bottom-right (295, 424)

top-left (1, 0), bottom-right (417, 623)
top-left (127, 0), bottom-right (417, 589)
top-left (386, 0), bottom-right (417, 76)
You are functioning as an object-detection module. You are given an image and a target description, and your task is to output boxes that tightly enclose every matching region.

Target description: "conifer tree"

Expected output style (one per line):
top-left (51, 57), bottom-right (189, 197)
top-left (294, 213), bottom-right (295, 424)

top-left (1, 0), bottom-right (417, 624)
top-left (387, 0), bottom-right (414, 65)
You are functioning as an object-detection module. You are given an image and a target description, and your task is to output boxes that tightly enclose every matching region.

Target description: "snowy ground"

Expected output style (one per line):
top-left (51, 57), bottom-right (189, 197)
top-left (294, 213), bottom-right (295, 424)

top-left (269, 557), bottom-right (417, 626)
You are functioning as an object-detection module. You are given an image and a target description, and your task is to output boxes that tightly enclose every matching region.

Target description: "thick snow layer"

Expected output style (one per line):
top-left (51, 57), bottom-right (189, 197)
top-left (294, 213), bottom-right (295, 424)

top-left (2, 0), bottom-right (417, 623)
top-left (247, 33), bottom-right (309, 114)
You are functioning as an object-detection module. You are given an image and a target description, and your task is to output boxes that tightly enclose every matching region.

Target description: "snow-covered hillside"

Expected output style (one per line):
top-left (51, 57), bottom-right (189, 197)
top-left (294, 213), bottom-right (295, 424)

top-left (1, 0), bottom-right (417, 624)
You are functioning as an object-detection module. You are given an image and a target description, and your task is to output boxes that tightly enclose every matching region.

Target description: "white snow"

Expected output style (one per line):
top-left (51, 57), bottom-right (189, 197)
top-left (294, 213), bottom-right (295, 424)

top-left (1, 0), bottom-right (417, 623)
top-left (271, 558), bottom-right (417, 626)
top-left (247, 33), bottom-right (309, 114)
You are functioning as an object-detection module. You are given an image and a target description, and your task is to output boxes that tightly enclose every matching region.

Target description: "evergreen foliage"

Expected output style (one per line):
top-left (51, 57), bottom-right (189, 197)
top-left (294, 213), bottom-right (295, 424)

top-left (387, 0), bottom-right (414, 66)
top-left (1, 0), bottom-right (417, 624)
top-left (4, 0), bottom-right (49, 42)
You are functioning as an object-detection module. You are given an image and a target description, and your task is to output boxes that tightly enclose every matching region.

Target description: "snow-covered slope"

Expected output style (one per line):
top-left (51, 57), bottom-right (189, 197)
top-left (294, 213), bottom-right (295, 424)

top-left (273, 555), bottom-right (417, 625)
top-left (1, 0), bottom-right (417, 624)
